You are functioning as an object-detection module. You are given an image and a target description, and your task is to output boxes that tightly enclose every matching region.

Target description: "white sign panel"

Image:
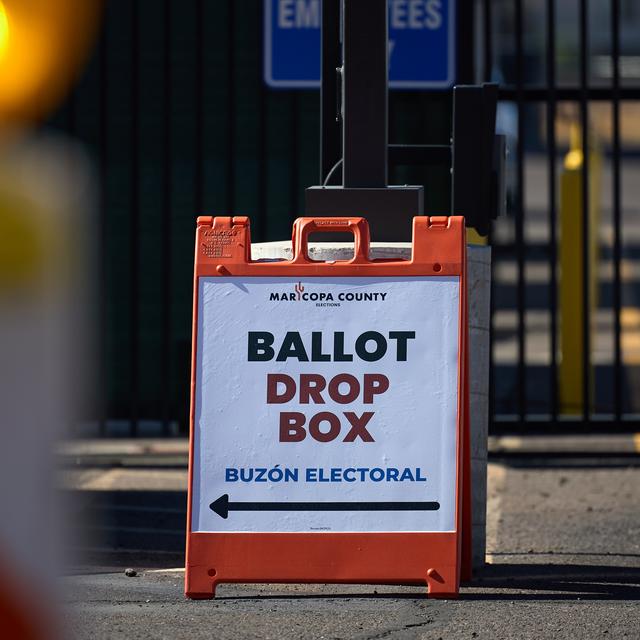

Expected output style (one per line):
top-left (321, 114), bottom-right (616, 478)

top-left (192, 276), bottom-right (459, 533)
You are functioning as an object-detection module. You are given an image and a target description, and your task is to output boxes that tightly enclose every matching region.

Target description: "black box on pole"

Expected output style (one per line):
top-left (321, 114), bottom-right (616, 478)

top-left (306, 186), bottom-right (423, 242)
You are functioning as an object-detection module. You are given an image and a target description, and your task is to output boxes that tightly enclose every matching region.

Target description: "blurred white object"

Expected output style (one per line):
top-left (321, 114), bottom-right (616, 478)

top-left (0, 133), bottom-right (94, 638)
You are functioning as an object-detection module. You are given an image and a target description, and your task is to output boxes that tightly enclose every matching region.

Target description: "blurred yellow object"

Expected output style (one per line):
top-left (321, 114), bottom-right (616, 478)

top-left (0, 135), bottom-right (91, 298)
top-left (0, 4), bottom-right (9, 61)
top-left (0, 188), bottom-right (45, 293)
top-left (0, 0), bottom-right (101, 128)
top-left (559, 123), bottom-right (602, 415)
top-left (466, 228), bottom-right (488, 246)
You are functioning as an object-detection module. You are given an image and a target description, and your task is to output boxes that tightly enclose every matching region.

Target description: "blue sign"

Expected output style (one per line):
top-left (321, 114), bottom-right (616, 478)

top-left (264, 0), bottom-right (456, 89)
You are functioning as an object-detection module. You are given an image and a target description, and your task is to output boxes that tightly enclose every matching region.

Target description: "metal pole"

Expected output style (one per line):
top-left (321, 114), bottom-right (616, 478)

top-left (612, 0), bottom-right (623, 421)
top-left (579, 0), bottom-right (591, 422)
top-left (514, 0), bottom-right (526, 423)
top-left (546, 0), bottom-right (558, 421)
top-left (342, 0), bottom-right (388, 188)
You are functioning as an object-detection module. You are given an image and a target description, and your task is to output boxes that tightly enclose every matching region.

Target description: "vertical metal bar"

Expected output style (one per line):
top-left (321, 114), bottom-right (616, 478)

top-left (515, 0), bottom-right (526, 423)
top-left (482, 0), bottom-right (492, 82)
top-left (484, 0), bottom-right (495, 431)
top-left (612, 0), bottom-right (623, 420)
top-left (456, 0), bottom-right (475, 83)
top-left (487, 246), bottom-right (496, 430)
top-left (342, 0), bottom-right (387, 188)
top-left (546, 0), bottom-right (559, 421)
top-left (251, 3), bottom-right (269, 242)
top-left (579, 0), bottom-right (591, 422)
top-left (195, 0), bottom-right (204, 215)
top-left (227, 0), bottom-right (236, 213)
top-left (290, 92), bottom-right (299, 224)
top-left (258, 2), bottom-right (268, 240)
top-left (161, 0), bottom-right (172, 436)
top-left (98, 26), bottom-right (108, 438)
top-left (130, 0), bottom-right (140, 436)
top-left (321, 0), bottom-right (341, 184)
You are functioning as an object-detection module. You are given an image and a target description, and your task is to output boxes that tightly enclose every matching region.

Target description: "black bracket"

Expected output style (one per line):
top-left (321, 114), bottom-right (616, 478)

top-left (452, 84), bottom-right (505, 236)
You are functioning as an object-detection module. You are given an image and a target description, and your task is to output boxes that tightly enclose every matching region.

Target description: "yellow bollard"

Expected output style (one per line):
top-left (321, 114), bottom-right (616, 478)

top-left (559, 123), bottom-right (602, 414)
top-left (466, 228), bottom-right (488, 246)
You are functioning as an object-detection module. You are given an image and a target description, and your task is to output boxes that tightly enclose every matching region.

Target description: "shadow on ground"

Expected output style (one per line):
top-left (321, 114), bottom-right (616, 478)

top-left (468, 562), bottom-right (640, 601)
top-left (66, 489), bottom-right (187, 570)
top-left (65, 487), bottom-right (640, 603)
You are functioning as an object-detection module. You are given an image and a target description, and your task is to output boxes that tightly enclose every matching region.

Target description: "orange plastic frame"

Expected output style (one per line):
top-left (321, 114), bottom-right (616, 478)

top-left (185, 216), bottom-right (470, 599)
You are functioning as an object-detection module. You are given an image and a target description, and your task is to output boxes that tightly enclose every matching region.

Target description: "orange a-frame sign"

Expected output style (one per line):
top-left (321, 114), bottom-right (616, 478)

top-left (185, 216), bottom-right (470, 599)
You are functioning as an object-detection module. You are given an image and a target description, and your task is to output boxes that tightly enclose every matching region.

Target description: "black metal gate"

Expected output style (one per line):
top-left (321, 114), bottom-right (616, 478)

top-left (484, 0), bottom-right (639, 432)
top-left (54, 0), bottom-right (638, 436)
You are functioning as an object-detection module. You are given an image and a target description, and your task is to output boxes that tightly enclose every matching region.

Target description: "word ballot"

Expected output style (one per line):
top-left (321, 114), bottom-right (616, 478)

top-left (186, 216), bottom-right (469, 598)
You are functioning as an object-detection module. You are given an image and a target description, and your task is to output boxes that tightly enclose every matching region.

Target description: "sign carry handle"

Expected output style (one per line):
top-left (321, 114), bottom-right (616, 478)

top-left (291, 217), bottom-right (371, 264)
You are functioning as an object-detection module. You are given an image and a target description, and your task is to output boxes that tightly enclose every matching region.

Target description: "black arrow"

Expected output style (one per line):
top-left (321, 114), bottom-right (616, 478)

top-left (209, 494), bottom-right (440, 519)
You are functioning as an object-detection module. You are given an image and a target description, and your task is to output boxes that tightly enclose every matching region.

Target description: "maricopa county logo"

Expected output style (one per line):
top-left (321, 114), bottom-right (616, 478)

top-left (269, 283), bottom-right (388, 304)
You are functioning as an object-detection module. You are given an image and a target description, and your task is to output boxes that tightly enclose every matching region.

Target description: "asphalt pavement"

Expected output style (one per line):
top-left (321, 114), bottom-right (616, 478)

top-left (58, 437), bottom-right (640, 639)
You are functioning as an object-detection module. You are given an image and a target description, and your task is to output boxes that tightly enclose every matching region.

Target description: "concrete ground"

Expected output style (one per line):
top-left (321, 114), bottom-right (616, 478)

top-left (59, 438), bottom-right (640, 639)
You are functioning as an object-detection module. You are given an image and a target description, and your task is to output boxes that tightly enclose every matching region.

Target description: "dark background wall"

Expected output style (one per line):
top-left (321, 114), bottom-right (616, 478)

top-left (52, 0), bottom-right (454, 429)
